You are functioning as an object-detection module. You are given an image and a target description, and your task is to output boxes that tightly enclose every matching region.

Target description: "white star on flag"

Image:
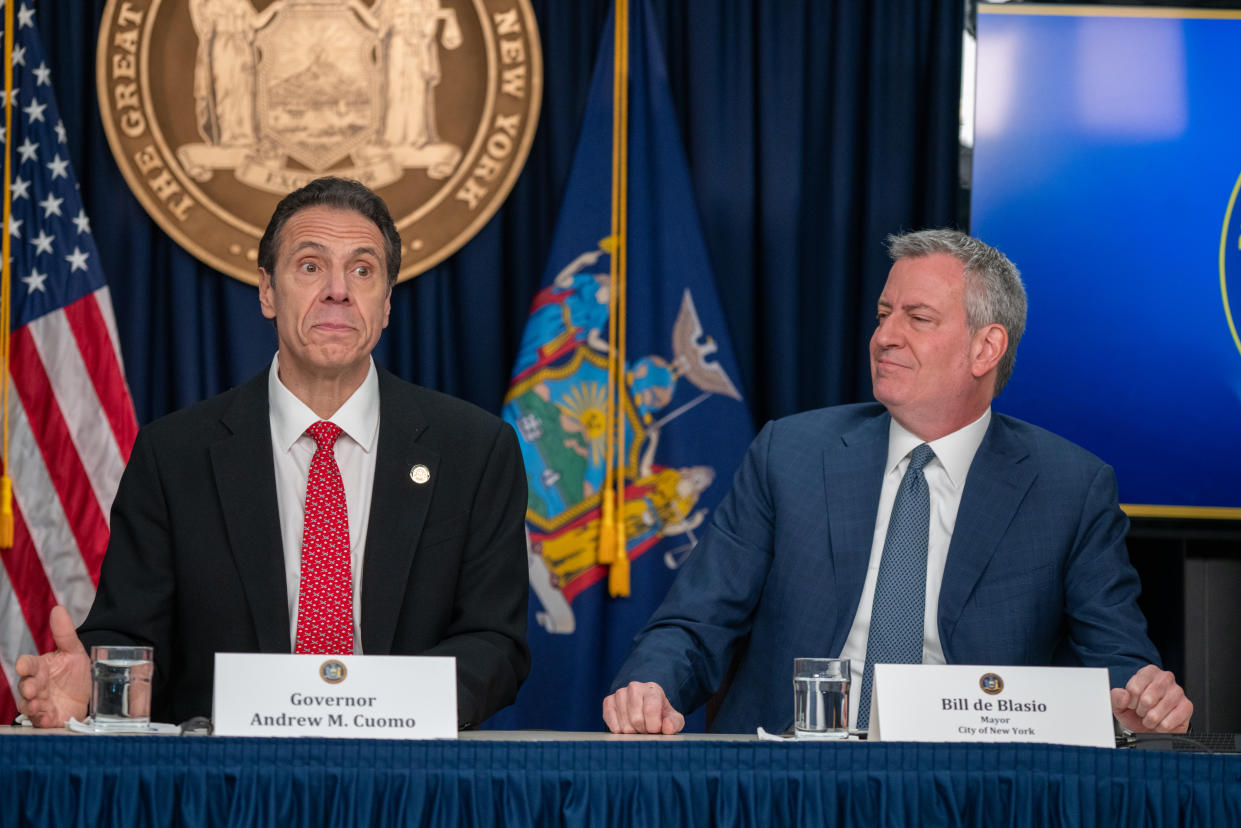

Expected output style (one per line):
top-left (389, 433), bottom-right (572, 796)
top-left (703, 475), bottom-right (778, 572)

top-left (16, 136), bottom-right (37, 162)
top-left (21, 268), bottom-right (48, 294)
top-left (72, 208), bottom-right (91, 235)
top-left (31, 229), bottom-right (54, 255)
top-left (46, 153), bottom-right (68, 179)
top-left (11, 175), bottom-right (30, 199)
top-left (22, 96), bottom-right (45, 123)
top-left (64, 246), bottom-right (89, 272)
top-left (39, 192), bottom-right (63, 218)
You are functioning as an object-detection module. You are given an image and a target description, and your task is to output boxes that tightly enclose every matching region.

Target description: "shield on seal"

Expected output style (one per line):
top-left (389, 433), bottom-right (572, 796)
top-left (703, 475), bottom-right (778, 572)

top-left (254, 2), bottom-right (381, 171)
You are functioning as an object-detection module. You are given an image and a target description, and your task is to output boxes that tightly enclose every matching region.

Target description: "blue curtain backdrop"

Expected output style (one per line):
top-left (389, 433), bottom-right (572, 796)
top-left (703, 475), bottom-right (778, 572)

top-left (36, 0), bottom-right (962, 428)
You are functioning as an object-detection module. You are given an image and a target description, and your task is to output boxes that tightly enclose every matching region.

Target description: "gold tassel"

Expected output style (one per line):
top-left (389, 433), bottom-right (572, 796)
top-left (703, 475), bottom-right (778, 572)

top-left (608, 555), bottom-right (630, 597)
top-left (0, 475), bottom-right (13, 548)
top-left (597, 490), bottom-right (616, 564)
top-left (608, 515), bottom-right (630, 597)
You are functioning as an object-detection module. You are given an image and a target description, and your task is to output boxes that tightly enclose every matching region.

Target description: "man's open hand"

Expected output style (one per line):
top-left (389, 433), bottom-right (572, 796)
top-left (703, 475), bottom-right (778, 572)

top-left (15, 606), bottom-right (91, 728)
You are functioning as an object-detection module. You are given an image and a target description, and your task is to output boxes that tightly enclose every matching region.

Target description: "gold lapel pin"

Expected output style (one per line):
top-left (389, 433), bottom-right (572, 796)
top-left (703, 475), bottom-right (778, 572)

top-left (410, 464), bottom-right (431, 485)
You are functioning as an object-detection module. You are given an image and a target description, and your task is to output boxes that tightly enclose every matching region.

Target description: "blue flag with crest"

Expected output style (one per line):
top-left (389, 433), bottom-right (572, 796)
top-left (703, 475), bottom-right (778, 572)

top-left (489, 0), bottom-right (753, 731)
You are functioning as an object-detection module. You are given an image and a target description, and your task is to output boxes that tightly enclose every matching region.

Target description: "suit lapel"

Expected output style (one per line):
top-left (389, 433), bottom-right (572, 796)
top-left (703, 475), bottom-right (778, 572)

top-left (210, 371), bottom-right (291, 653)
top-left (360, 371), bottom-right (437, 654)
top-left (937, 415), bottom-right (1036, 651)
top-left (822, 411), bottom-right (889, 656)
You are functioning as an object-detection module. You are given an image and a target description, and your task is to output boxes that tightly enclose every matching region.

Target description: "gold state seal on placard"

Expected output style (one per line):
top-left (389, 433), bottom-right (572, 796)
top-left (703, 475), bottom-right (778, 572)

top-left (320, 660), bottom-right (348, 683)
top-left (97, 0), bottom-right (542, 285)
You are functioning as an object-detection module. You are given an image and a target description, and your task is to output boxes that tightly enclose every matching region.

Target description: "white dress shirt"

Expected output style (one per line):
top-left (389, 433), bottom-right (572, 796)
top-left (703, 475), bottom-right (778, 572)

top-left (268, 354), bottom-right (380, 654)
top-left (838, 408), bottom-right (991, 728)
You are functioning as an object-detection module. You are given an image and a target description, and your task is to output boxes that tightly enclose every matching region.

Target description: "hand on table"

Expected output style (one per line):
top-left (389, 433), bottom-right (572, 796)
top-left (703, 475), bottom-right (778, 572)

top-left (15, 605), bottom-right (90, 728)
top-left (1110, 664), bottom-right (1192, 734)
top-left (602, 681), bottom-right (685, 734)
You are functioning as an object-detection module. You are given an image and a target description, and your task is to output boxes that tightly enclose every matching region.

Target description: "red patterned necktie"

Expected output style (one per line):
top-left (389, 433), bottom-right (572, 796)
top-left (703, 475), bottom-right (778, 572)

top-left (295, 421), bottom-right (353, 655)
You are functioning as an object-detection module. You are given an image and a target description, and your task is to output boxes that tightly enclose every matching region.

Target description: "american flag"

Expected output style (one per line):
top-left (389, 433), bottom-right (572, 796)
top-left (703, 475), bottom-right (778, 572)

top-left (0, 3), bottom-right (137, 720)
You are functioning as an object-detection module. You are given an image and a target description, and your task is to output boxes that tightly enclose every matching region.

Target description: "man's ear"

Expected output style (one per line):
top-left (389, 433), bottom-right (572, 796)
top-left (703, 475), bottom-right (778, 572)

top-left (258, 268), bottom-right (276, 320)
top-left (971, 323), bottom-right (1007, 379)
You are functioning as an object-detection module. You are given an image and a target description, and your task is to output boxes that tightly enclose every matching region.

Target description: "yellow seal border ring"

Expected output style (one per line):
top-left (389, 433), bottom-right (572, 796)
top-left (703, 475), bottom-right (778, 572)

top-left (319, 660), bottom-right (348, 684)
top-left (1220, 171), bottom-right (1241, 358)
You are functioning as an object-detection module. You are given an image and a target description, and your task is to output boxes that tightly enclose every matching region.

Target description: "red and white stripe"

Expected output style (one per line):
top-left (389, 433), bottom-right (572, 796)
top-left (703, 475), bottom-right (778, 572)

top-left (0, 286), bottom-right (137, 721)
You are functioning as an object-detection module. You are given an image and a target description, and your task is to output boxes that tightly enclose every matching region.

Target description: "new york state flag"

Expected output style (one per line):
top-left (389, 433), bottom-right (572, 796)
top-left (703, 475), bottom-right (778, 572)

top-left (489, 0), bottom-right (752, 731)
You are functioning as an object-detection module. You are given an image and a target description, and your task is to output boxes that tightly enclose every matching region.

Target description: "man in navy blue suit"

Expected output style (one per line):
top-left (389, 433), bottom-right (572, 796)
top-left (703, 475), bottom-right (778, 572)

top-left (603, 229), bottom-right (1192, 735)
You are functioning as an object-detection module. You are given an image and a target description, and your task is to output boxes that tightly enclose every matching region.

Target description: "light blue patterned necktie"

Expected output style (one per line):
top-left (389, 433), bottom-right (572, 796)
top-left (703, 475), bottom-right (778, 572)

top-left (857, 442), bottom-right (935, 729)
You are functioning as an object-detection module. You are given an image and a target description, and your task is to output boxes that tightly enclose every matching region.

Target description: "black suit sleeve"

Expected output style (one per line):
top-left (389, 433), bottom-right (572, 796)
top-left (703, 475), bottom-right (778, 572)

top-left (419, 420), bottom-right (530, 728)
top-left (77, 429), bottom-right (178, 702)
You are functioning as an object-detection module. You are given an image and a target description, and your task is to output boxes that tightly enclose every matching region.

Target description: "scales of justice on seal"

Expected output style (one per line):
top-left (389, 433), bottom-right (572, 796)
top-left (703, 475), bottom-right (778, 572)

top-left (96, 0), bottom-right (543, 285)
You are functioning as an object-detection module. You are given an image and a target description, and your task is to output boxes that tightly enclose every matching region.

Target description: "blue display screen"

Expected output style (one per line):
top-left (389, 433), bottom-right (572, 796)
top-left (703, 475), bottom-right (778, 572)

top-left (972, 6), bottom-right (1241, 515)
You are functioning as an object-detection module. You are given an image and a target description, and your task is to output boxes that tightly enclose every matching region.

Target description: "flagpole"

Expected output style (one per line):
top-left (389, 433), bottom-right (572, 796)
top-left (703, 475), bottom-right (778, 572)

top-left (597, 0), bottom-right (620, 573)
top-left (0, 0), bottom-right (16, 548)
top-left (598, 0), bottom-right (622, 579)
top-left (603, 0), bottom-right (631, 597)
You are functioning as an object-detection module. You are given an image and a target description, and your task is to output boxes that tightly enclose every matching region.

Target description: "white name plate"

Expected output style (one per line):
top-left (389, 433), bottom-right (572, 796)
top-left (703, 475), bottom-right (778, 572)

top-left (212, 653), bottom-right (457, 739)
top-left (869, 664), bottom-right (1114, 748)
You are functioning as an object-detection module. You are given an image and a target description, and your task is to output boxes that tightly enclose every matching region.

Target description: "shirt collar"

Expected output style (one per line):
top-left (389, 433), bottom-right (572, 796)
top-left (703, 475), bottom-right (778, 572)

top-left (885, 407), bottom-right (991, 489)
top-left (268, 353), bottom-right (380, 453)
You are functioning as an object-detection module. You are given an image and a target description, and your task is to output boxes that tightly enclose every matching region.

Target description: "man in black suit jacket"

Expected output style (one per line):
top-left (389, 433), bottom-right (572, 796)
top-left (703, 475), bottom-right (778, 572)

top-left (16, 177), bottom-right (529, 728)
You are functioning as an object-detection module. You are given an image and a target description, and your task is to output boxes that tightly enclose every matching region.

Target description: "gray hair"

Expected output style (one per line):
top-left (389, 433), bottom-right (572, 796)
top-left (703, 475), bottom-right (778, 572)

top-left (886, 229), bottom-right (1027, 395)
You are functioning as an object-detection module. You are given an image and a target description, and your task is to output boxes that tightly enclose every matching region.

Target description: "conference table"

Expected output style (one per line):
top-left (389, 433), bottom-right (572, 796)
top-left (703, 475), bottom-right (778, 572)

top-left (3, 728), bottom-right (1238, 826)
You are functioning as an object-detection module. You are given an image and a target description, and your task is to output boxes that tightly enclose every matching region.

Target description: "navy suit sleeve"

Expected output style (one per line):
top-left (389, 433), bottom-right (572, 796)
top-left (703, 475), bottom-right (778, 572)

top-left (1061, 462), bottom-right (1162, 688)
top-left (609, 421), bottom-right (779, 714)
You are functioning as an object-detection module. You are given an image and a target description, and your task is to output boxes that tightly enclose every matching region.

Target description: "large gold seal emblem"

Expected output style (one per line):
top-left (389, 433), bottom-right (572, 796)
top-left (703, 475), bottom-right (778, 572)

top-left (97, 0), bottom-right (541, 285)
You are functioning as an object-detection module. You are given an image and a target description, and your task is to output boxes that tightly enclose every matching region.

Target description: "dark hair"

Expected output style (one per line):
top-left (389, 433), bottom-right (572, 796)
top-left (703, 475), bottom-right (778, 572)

top-left (257, 177), bottom-right (402, 287)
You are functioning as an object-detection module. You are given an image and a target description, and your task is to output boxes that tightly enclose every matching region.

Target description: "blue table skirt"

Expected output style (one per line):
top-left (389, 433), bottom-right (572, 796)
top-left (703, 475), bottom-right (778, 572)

top-left (4, 736), bottom-right (1240, 827)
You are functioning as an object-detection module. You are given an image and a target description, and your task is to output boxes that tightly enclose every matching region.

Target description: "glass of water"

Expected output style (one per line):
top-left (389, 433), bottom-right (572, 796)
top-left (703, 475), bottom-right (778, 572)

top-left (89, 645), bottom-right (154, 730)
top-left (793, 657), bottom-right (850, 738)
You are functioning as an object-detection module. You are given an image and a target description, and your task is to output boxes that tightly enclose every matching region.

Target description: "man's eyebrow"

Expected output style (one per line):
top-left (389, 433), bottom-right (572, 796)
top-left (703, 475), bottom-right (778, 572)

top-left (287, 242), bottom-right (381, 261)
top-left (875, 300), bottom-right (939, 315)
top-left (291, 240), bottom-right (328, 255)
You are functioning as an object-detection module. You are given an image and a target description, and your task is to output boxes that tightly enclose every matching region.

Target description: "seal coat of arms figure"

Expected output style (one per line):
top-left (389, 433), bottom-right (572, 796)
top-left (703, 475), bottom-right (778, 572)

top-left (97, 0), bottom-right (541, 284)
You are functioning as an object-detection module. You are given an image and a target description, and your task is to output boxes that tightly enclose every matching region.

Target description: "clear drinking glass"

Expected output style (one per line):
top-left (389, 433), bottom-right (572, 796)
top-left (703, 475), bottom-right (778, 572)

top-left (89, 645), bottom-right (154, 730)
top-left (793, 657), bottom-right (850, 738)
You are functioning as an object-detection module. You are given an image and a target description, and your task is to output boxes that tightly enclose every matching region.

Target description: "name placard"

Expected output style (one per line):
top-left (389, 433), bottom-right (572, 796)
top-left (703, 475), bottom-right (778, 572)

top-left (212, 653), bottom-right (457, 739)
top-left (868, 664), bottom-right (1114, 748)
